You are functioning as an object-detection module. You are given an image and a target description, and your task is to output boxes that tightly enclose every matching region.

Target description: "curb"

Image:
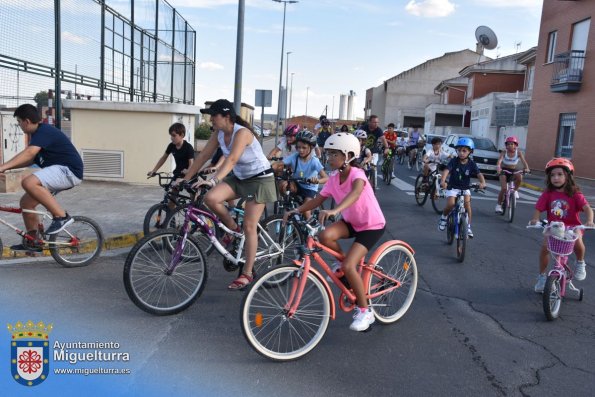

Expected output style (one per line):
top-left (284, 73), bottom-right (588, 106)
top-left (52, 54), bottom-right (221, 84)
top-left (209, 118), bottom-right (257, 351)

top-left (1, 231), bottom-right (143, 259)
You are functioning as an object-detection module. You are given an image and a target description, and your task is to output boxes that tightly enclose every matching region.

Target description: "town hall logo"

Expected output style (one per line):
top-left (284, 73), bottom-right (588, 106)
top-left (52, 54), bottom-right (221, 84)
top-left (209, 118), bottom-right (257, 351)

top-left (7, 320), bottom-right (52, 386)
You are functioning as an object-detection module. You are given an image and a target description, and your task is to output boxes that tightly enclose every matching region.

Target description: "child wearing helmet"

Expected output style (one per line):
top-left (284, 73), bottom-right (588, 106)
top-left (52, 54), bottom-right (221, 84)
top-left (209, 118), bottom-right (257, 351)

top-left (268, 123), bottom-right (299, 160)
top-left (495, 136), bottom-right (530, 214)
top-left (354, 129), bottom-right (373, 170)
top-left (529, 158), bottom-right (594, 292)
top-left (284, 132), bottom-right (386, 332)
top-left (438, 137), bottom-right (486, 238)
top-left (280, 131), bottom-right (328, 219)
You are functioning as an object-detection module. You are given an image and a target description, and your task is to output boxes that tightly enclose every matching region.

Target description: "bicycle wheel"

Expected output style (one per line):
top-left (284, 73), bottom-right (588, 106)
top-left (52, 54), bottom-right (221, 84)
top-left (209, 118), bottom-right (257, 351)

top-left (123, 229), bottom-right (208, 315)
top-left (368, 243), bottom-right (418, 323)
top-left (507, 194), bottom-right (516, 223)
top-left (143, 203), bottom-right (170, 236)
top-left (370, 167), bottom-right (377, 191)
top-left (0, 237), bottom-right (3, 258)
top-left (456, 215), bottom-right (468, 262)
top-left (500, 196), bottom-right (507, 217)
top-left (430, 184), bottom-right (446, 215)
top-left (241, 266), bottom-right (331, 361)
top-left (416, 153), bottom-right (423, 172)
top-left (414, 175), bottom-right (428, 206)
top-left (543, 275), bottom-right (562, 321)
top-left (384, 158), bottom-right (394, 185)
top-left (446, 214), bottom-right (454, 245)
top-left (49, 216), bottom-right (104, 267)
top-left (164, 204), bottom-right (216, 256)
top-left (253, 215), bottom-right (304, 276)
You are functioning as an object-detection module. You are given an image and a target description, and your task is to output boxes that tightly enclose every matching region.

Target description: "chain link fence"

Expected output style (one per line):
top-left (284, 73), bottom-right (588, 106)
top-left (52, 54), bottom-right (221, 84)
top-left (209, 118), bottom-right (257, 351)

top-left (0, 0), bottom-right (196, 128)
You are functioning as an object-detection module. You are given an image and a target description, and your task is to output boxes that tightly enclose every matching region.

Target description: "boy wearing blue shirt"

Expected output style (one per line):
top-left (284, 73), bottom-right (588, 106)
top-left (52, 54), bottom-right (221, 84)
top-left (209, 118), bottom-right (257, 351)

top-left (281, 131), bottom-right (328, 219)
top-left (438, 137), bottom-right (486, 238)
top-left (0, 104), bottom-right (84, 251)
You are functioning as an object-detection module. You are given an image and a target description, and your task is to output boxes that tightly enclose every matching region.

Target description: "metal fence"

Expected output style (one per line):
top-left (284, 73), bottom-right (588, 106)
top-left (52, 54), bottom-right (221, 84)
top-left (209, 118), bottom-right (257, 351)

top-left (0, 0), bottom-right (196, 126)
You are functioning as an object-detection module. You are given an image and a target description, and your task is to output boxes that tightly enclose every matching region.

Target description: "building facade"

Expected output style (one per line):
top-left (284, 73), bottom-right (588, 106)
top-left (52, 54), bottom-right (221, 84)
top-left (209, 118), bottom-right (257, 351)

top-left (364, 49), bottom-right (488, 129)
top-left (526, 0), bottom-right (594, 178)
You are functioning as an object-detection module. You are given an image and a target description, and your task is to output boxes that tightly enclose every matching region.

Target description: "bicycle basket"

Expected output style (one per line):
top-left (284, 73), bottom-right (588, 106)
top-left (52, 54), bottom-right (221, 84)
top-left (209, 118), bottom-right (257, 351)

top-left (546, 234), bottom-right (578, 256)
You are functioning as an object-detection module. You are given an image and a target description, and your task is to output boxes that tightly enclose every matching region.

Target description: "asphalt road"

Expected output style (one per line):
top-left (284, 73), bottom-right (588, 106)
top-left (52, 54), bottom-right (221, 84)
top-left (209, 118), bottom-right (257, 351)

top-left (1, 162), bottom-right (595, 397)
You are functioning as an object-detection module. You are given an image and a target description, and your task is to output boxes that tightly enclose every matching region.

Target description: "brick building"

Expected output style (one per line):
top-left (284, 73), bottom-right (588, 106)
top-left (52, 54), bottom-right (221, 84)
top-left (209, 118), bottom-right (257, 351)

top-left (526, 0), bottom-right (594, 179)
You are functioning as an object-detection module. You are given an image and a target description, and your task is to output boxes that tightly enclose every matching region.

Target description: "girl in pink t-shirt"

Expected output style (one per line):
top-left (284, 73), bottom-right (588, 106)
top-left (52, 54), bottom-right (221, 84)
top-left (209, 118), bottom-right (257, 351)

top-left (285, 133), bottom-right (385, 332)
top-left (529, 158), bottom-right (594, 292)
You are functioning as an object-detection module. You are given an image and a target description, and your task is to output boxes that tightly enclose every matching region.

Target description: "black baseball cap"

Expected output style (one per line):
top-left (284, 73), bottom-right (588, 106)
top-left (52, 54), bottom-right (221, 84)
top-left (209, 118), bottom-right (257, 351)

top-left (200, 99), bottom-right (236, 117)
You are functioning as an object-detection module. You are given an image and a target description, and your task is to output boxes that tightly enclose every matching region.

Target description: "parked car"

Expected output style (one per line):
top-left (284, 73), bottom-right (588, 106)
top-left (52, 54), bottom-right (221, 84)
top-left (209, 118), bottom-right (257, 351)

top-left (444, 134), bottom-right (500, 176)
top-left (253, 125), bottom-right (271, 137)
top-left (420, 133), bottom-right (449, 158)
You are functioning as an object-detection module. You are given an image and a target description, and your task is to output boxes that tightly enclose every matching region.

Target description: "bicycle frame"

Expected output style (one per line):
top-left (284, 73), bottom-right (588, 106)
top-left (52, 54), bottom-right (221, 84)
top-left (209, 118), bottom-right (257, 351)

top-left (448, 192), bottom-right (467, 237)
top-left (170, 201), bottom-right (283, 271)
top-left (0, 206), bottom-right (63, 247)
top-left (283, 220), bottom-right (413, 318)
top-left (548, 255), bottom-right (574, 297)
top-left (502, 170), bottom-right (523, 209)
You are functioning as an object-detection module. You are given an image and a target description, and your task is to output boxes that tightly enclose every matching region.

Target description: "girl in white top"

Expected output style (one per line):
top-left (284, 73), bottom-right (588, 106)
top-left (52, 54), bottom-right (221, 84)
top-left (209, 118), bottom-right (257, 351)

top-left (181, 99), bottom-right (277, 290)
top-left (422, 136), bottom-right (453, 179)
top-left (495, 136), bottom-right (530, 214)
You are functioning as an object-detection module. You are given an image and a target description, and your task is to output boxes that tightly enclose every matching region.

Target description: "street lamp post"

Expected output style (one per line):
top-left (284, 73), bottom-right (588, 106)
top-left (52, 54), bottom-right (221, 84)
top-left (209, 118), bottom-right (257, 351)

top-left (305, 86), bottom-right (309, 117)
top-left (289, 72), bottom-right (295, 118)
top-left (273, 0), bottom-right (298, 148)
top-left (285, 51), bottom-right (292, 122)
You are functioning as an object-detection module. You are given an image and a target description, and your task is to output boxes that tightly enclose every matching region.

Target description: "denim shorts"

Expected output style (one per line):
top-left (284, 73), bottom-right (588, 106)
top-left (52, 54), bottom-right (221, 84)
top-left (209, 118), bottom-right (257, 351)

top-left (34, 165), bottom-right (82, 193)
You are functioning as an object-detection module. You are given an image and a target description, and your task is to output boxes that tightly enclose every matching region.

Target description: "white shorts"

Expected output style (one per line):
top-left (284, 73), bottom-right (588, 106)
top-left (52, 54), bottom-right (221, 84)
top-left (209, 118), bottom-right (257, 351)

top-left (445, 188), bottom-right (471, 198)
top-left (371, 153), bottom-right (379, 166)
top-left (34, 165), bottom-right (82, 193)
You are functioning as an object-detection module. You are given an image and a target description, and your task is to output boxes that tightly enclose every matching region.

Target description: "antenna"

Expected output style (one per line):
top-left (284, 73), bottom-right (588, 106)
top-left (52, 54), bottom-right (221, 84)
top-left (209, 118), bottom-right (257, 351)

top-left (514, 41), bottom-right (522, 53)
top-left (475, 26), bottom-right (498, 55)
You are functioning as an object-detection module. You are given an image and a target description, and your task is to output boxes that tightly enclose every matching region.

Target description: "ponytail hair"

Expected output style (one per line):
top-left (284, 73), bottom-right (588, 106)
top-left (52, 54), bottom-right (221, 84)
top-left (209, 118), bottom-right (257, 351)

top-left (231, 114), bottom-right (258, 138)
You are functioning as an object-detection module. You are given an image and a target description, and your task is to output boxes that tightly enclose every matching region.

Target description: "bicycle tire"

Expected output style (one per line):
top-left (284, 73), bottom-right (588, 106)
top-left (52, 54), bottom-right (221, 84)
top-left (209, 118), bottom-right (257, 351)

top-left (370, 167), bottom-right (377, 192)
top-left (368, 243), bottom-right (418, 323)
top-left (430, 183), bottom-right (445, 215)
top-left (507, 194), bottom-right (516, 223)
top-left (163, 204), bottom-right (217, 256)
top-left (123, 229), bottom-right (208, 315)
top-left (543, 275), bottom-right (562, 320)
top-left (384, 157), bottom-right (394, 185)
top-left (414, 175), bottom-right (428, 206)
top-left (446, 214), bottom-right (454, 245)
top-left (0, 237), bottom-right (3, 258)
top-left (416, 153), bottom-right (423, 172)
top-left (143, 203), bottom-right (170, 235)
top-left (240, 265), bottom-right (331, 361)
top-left (49, 216), bottom-right (104, 267)
top-left (456, 215), bottom-right (468, 262)
top-left (253, 215), bottom-right (304, 277)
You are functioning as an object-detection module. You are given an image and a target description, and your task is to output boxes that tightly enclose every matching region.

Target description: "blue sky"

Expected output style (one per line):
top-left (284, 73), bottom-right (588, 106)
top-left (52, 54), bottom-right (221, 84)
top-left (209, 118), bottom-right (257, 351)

top-left (166, 0), bottom-right (544, 120)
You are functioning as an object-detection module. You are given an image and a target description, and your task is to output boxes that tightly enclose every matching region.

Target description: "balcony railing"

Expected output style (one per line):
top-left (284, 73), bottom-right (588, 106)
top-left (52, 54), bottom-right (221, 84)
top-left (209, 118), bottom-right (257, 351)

top-left (550, 50), bottom-right (586, 93)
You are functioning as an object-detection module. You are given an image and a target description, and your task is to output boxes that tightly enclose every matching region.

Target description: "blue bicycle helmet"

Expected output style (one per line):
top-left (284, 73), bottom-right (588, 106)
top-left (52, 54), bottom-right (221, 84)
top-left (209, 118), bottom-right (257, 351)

top-left (455, 137), bottom-right (475, 151)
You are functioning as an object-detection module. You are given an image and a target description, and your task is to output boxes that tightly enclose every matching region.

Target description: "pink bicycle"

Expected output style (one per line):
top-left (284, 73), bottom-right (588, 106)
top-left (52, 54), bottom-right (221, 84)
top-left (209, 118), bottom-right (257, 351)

top-left (528, 222), bottom-right (593, 320)
top-left (499, 169), bottom-right (525, 223)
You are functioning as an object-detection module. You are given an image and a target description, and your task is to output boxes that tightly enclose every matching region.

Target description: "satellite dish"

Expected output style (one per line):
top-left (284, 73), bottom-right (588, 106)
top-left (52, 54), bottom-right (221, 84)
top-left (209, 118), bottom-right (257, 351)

top-left (475, 26), bottom-right (498, 51)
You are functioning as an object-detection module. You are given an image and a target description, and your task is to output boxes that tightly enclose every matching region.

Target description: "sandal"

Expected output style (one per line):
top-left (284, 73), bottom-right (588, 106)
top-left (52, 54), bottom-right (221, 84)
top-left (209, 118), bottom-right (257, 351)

top-left (228, 272), bottom-right (253, 290)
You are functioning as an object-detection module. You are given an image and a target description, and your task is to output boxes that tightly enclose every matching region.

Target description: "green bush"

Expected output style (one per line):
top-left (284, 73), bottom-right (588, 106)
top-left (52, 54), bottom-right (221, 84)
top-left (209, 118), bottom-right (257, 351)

top-left (195, 123), bottom-right (212, 140)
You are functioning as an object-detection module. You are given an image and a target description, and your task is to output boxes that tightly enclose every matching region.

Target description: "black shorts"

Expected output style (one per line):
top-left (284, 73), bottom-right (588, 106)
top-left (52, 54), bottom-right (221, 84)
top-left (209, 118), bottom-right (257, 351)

top-left (405, 145), bottom-right (417, 155)
top-left (341, 220), bottom-right (385, 251)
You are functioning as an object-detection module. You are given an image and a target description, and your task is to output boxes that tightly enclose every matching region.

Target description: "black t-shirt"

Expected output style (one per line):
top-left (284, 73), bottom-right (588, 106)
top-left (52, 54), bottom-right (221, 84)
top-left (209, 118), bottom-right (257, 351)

top-left (166, 140), bottom-right (194, 178)
top-left (29, 123), bottom-right (84, 179)
top-left (362, 125), bottom-right (384, 154)
top-left (446, 157), bottom-right (480, 190)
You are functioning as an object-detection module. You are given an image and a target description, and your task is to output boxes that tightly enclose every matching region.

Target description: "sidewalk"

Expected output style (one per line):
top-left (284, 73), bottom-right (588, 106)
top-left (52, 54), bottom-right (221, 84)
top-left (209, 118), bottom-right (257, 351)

top-left (1, 180), bottom-right (163, 257)
top-left (521, 172), bottom-right (595, 203)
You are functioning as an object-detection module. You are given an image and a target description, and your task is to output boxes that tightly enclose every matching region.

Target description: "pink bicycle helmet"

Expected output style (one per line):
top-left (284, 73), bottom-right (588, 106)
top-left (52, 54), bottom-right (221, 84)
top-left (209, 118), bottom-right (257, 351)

top-left (505, 136), bottom-right (519, 145)
top-left (545, 158), bottom-right (574, 174)
top-left (284, 124), bottom-right (300, 137)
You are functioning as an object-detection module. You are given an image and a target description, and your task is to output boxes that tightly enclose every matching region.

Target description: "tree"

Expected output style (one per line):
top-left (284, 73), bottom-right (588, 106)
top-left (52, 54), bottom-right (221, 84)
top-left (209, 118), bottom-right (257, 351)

top-left (33, 91), bottom-right (49, 107)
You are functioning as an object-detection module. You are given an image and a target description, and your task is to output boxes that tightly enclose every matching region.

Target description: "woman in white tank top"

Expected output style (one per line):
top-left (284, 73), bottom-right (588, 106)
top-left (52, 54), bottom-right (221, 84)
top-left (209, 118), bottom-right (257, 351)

top-left (495, 136), bottom-right (530, 214)
top-left (180, 99), bottom-right (277, 290)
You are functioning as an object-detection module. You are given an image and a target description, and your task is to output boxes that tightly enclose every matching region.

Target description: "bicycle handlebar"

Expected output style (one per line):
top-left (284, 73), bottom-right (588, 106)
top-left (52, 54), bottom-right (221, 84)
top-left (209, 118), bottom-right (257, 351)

top-left (500, 169), bottom-right (528, 175)
top-left (270, 157), bottom-right (284, 161)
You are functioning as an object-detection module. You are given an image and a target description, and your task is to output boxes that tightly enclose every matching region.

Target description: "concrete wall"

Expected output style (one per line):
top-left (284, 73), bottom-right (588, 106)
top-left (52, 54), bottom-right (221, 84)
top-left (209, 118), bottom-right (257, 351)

top-left (526, 0), bottom-right (595, 178)
top-left (64, 100), bottom-right (199, 184)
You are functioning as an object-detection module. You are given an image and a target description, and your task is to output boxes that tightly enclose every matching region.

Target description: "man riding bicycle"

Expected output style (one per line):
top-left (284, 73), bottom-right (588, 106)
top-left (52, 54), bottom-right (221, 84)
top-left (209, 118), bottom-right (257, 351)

top-left (0, 104), bottom-right (83, 251)
top-left (406, 126), bottom-right (422, 169)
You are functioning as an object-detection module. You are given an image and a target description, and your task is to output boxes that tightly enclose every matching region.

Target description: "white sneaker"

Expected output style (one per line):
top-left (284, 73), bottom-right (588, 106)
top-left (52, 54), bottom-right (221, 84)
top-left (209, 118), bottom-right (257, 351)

top-left (467, 226), bottom-right (474, 238)
top-left (534, 273), bottom-right (547, 293)
top-left (326, 261), bottom-right (342, 283)
top-left (514, 191), bottom-right (520, 199)
top-left (495, 204), bottom-right (503, 214)
top-left (349, 308), bottom-right (375, 332)
top-left (438, 216), bottom-right (447, 231)
top-left (391, 173), bottom-right (396, 178)
top-left (575, 261), bottom-right (587, 281)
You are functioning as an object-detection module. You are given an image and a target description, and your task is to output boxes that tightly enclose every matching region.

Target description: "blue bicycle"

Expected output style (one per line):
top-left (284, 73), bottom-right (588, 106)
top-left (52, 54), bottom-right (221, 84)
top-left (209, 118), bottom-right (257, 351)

top-left (445, 183), bottom-right (484, 262)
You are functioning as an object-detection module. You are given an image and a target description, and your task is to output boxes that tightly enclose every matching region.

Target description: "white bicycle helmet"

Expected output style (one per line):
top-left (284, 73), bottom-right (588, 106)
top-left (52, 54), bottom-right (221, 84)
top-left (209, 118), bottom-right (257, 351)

top-left (324, 133), bottom-right (360, 163)
top-left (354, 129), bottom-right (367, 140)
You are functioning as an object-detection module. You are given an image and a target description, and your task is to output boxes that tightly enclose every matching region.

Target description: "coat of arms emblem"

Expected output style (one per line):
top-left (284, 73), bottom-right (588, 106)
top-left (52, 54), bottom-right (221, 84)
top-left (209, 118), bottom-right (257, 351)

top-left (7, 320), bottom-right (52, 386)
